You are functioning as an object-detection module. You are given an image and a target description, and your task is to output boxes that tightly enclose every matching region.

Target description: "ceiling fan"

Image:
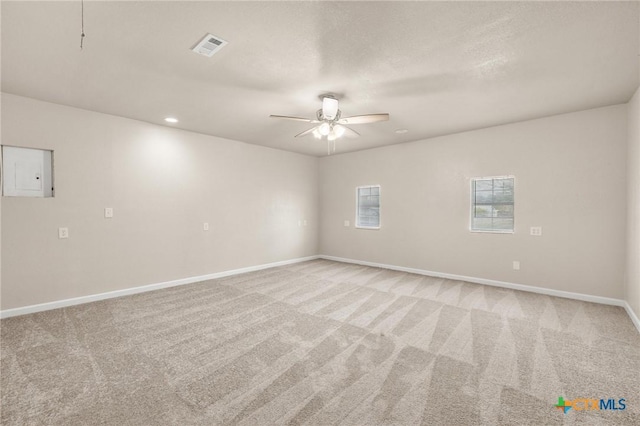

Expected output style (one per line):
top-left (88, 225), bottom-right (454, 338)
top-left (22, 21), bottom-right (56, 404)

top-left (270, 96), bottom-right (389, 154)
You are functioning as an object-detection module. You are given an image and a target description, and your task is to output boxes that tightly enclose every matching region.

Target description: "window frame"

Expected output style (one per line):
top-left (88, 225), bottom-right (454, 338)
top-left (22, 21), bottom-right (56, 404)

top-left (355, 184), bottom-right (381, 230)
top-left (469, 176), bottom-right (515, 234)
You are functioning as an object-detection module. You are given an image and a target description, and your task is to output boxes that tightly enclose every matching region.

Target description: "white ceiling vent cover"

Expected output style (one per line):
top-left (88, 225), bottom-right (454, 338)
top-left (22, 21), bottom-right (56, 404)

top-left (192, 33), bottom-right (228, 57)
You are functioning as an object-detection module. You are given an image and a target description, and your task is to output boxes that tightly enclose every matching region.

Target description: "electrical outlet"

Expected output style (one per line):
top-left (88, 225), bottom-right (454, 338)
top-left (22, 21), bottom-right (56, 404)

top-left (344, 220), bottom-right (350, 227)
top-left (105, 207), bottom-right (114, 218)
top-left (203, 222), bottom-right (209, 231)
top-left (58, 227), bottom-right (69, 239)
top-left (513, 261), bottom-right (520, 270)
top-left (530, 226), bottom-right (543, 236)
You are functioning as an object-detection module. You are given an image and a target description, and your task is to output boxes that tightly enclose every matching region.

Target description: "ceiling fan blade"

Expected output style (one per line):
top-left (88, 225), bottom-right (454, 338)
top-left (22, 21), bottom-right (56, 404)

top-left (342, 126), bottom-right (360, 138)
top-left (333, 124), bottom-right (359, 139)
top-left (294, 126), bottom-right (318, 138)
top-left (270, 115), bottom-right (319, 123)
top-left (338, 113), bottom-right (389, 125)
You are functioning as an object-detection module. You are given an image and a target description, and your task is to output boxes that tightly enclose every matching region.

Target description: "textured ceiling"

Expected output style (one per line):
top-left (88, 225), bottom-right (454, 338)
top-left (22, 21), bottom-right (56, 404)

top-left (2, 1), bottom-right (639, 157)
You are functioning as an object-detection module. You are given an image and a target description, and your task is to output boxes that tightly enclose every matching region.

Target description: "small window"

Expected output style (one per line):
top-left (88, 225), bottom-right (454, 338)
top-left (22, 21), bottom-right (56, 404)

top-left (356, 185), bottom-right (380, 229)
top-left (471, 176), bottom-right (514, 233)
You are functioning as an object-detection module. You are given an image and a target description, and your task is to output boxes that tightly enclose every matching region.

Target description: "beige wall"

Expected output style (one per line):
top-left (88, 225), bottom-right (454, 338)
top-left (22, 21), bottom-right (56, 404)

top-left (1, 93), bottom-right (634, 312)
top-left (1, 94), bottom-right (318, 310)
top-left (319, 105), bottom-right (628, 299)
top-left (627, 86), bottom-right (640, 318)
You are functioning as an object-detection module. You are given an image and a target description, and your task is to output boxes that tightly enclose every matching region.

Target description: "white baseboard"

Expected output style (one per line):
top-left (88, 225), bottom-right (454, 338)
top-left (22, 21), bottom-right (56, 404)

top-left (4, 254), bottom-right (639, 335)
top-left (319, 255), bottom-right (640, 333)
top-left (0, 255), bottom-right (320, 319)
top-left (623, 301), bottom-right (640, 333)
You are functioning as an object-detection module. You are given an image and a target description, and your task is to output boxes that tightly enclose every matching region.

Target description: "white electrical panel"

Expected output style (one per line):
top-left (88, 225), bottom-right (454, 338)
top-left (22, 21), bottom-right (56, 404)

top-left (2, 146), bottom-right (54, 197)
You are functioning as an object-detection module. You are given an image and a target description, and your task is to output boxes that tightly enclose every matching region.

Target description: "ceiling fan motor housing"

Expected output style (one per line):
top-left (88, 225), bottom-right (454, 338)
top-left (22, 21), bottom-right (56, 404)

top-left (317, 108), bottom-right (341, 122)
top-left (321, 97), bottom-right (339, 120)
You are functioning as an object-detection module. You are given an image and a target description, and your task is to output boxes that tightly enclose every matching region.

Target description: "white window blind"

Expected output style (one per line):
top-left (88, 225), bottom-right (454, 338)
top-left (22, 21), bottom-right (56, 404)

top-left (471, 177), bottom-right (514, 232)
top-left (356, 185), bottom-right (380, 229)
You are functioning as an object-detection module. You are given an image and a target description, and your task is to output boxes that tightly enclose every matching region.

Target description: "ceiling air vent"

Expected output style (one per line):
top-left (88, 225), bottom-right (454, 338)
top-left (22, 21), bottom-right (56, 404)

top-left (191, 33), bottom-right (228, 57)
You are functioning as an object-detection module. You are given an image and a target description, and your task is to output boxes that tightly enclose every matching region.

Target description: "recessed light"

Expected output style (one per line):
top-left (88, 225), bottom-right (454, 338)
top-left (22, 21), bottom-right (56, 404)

top-left (395, 129), bottom-right (408, 134)
top-left (164, 117), bottom-right (179, 123)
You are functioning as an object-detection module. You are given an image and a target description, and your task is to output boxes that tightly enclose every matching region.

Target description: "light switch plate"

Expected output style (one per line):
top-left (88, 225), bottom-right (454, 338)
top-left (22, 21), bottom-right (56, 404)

top-left (105, 207), bottom-right (114, 218)
top-left (513, 261), bottom-right (520, 270)
top-left (344, 220), bottom-right (350, 227)
top-left (58, 227), bottom-right (69, 239)
top-left (203, 222), bottom-right (209, 231)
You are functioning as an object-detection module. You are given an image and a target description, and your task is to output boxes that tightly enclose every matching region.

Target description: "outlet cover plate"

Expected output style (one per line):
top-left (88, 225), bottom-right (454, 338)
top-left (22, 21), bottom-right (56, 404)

top-left (58, 227), bottom-right (69, 239)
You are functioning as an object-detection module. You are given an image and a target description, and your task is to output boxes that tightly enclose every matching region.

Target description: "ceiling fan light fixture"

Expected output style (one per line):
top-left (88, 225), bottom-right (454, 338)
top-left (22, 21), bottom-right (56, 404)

top-left (333, 125), bottom-right (346, 138)
top-left (319, 122), bottom-right (331, 136)
top-left (312, 128), bottom-right (322, 139)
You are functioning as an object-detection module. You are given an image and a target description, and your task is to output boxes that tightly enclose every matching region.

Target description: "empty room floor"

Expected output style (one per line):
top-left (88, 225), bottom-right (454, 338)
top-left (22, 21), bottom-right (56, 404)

top-left (1, 259), bottom-right (639, 425)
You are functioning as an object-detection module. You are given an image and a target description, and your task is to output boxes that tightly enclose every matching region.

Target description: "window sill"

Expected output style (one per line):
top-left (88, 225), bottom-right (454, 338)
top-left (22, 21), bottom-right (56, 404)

top-left (470, 229), bottom-right (514, 234)
top-left (355, 225), bottom-right (381, 230)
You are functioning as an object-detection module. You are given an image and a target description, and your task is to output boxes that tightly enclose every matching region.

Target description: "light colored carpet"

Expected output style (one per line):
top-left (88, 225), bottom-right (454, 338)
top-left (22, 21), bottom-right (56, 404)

top-left (1, 259), bottom-right (639, 425)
